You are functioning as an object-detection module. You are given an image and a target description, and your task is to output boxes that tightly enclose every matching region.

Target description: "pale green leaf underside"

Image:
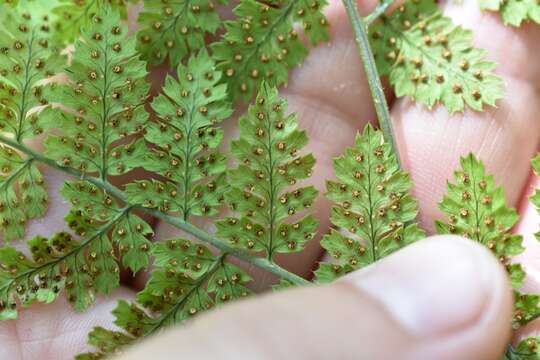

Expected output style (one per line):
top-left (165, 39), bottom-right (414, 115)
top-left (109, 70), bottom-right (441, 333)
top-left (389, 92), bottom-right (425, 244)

top-left (126, 51), bottom-right (232, 220)
top-left (78, 239), bottom-right (251, 358)
top-left (370, 0), bottom-right (504, 113)
top-left (44, 6), bottom-right (149, 178)
top-left (211, 0), bottom-right (329, 102)
top-left (316, 124), bottom-right (424, 282)
top-left (52, 0), bottom-right (135, 44)
top-left (216, 83), bottom-right (319, 258)
top-left (479, 0), bottom-right (540, 26)
top-left (437, 154), bottom-right (540, 328)
top-left (137, 0), bottom-right (229, 66)
top-left (0, 10), bottom-right (63, 240)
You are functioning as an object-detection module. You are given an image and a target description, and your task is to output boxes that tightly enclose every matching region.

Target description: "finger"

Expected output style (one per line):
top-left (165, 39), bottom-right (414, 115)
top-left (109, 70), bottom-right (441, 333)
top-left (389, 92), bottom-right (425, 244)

top-left (392, 1), bottom-right (540, 232)
top-left (0, 287), bottom-right (134, 360)
top-left (118, 236), bottom-right (512, 360)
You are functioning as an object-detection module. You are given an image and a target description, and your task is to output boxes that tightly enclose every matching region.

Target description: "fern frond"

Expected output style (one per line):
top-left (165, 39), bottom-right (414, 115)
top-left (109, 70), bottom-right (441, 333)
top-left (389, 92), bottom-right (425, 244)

top-left (51, 0), bottom-right (135, 45)
top-left (136, 0), bottom-right (229, 66)
top-left (370, 0), bottom-right (504, 113)
top-left (211, 0), bottom-right (329, 102)
top-left (78, 239), bottom-right (251, 358)
top-left (216, 83), bottom-right (319, 258)
top-left (315, 124), bottom-right (424, 282)
top-left (437, 154), bottom-right (540, 328)
top-left (125, 51), bottom-right (232, 220)
top-left (479, 0), bottom-right (540, 27)
top-left (0, 10), bottom-right (64, 240)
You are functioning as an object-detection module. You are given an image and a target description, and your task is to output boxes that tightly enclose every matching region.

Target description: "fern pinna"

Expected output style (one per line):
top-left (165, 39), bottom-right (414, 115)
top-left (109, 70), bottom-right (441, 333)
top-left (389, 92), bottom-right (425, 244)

top-left (437, 154), bottom-right (540, 359)
top-left (136, 0), bottom-right (229, 66)
top-left (0, 10), bottom-right (63, 241)
top-left (126, 50), bottom-right (231, 220)
top-left (51, 0), bottom-right (137, 45)
top-left (216, 83), bottom-right (319, 258)
top-left (212, 0), bottom-right (330, 102)
top-left (0, 7), bottom-right (153, 316)
top-left (316, 125), bottom-right (424, 282)
top-left (479, 0), bottom-right (540, 26)
top-left (369, 0), bottom-right (504, 113)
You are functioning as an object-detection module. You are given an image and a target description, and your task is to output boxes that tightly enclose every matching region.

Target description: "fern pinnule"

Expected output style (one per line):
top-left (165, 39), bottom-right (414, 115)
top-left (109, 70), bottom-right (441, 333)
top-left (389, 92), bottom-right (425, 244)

top-left (479, 0), bottom-right (540, 27)
top-left (51, 0), bottom-right (136, 45)
top-left (216, 83), bottom-right (319, 259)
top-left (44, 5), bottom-right (149, 178)
top-left (126, 50), bottom-right (232, 220)
top-left (370, 0), bottom-right (504, 113)
top-left (136, 0), bottom-right (229, 66)
top-left (77, 239), bottom-right (252, 359)
top-left (211, 0), bottom-right (330, 102)
top-left (315, 124), bottom-right (424, 282)
top-left (437, 154), bottom-right (540, 329)
top-left (126, 51), bottom-right (232, 220)
top-left (0, 10), bottom-right (64, 240)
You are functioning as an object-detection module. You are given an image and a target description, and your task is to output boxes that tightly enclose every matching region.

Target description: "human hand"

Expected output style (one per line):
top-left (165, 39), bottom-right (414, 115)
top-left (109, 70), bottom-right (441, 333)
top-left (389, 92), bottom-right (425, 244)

top-left (1, 1), bottom-right (539, 359)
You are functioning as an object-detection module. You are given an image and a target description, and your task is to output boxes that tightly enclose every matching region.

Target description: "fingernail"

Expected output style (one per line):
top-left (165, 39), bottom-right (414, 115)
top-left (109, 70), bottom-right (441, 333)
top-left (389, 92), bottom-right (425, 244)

top-left (347, 236), bottom-right (502, 338)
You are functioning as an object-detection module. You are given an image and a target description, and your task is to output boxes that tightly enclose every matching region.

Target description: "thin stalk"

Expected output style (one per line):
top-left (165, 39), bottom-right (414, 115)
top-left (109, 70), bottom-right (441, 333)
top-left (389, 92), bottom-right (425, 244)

top-left (0, 135), bottom-right (310, 287)
top-left (342, 0), bottom-right (402, 167)
top-left (363, 0), bottom-right (394, 25)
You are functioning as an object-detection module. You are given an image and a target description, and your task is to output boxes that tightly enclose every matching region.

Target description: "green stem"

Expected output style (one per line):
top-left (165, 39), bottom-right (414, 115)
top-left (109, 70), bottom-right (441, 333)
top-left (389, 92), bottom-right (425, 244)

top-left (363, 0), bottom-right (394, 25)
top-left (342, 0), bottom-right (401, 167)
top-left (0, 135), bottom-right (310, 287)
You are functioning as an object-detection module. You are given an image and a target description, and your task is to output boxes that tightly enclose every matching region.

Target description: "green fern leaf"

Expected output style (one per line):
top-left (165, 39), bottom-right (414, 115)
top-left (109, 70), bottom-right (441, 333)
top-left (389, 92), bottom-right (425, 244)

top-left (136, 0), bottom-right (229, 66)
top-left (79, 239), bottom-right (251, 358)
top-left (44, 6), bottom-right (149, 178)
top-left (437, 154), bottom-right (540, 328)
top-left (0, 6), bottom-right (155, 315)
top-left (479, 0), bottom-right (540, 27)
top-left (504, 337), bottom-right (540, 359)
top-left (0, 0), bottom-right (18, 6)
top-left (370, 0), bottom-right (504, 113)
top-left (125, 51), bottom-right (232, 220)
top-left (216, 83), bottom-right (319, 258)
top-left (44, 6), bottom-right (154, 277)
top-left (211, 0), bottom-right (329, 102)
top-left (51, 0), bottom-right (135, 45)
top-left (0, 10), bottom-right (64, 240)
top-left (0, 201), bottom-right (152, 317)
top-left (75, 327), bottom-right (134, 360)
top-left (315, 124), bottom-right (424, 283)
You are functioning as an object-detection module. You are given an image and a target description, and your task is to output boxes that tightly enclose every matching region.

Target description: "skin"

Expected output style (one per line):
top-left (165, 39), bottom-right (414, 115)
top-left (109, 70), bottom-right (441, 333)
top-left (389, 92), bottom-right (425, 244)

top-left (1, 0), bottom-right (539, 358)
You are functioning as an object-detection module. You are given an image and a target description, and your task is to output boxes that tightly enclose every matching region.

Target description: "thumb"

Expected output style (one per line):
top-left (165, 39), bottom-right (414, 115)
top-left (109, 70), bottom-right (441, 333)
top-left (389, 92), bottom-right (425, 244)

top-left (116, 236), bottom-right (512, 360)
